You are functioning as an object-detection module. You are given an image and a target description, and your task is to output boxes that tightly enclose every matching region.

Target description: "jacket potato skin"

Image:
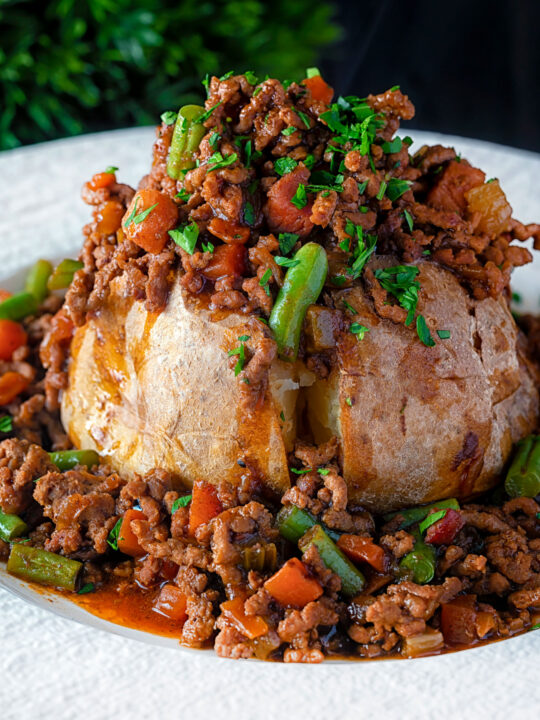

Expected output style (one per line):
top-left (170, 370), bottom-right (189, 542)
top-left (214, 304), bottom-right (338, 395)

top-left (306, 257), bottom-right (539, 512)
top-left (61, 275), bottom-right (296, 496)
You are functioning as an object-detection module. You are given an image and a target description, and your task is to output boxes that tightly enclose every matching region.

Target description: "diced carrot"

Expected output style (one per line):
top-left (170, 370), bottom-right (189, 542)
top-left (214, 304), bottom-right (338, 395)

top-left (302, 74), bottom-right (334, 104)
top-left (201, 244), bottom-right (247, 281)
top-left (0, 320), bottom-right (28, 361)
top-left (188, 480), bottom-right (223, 535)
top-left (0, 290), bottom-right (12, 303)
top-left (221, 596), bottom-right (268, 640)
top-left (117, 508), bottom-right (147, 557)
top-left (89, 171), bottom-right (116, 191)
top-left (208, 218), bottom-right (250, 245)
top-left (96, 200), bottom-right (125, 236)
top-left (153, 584), bottom-right (188, 623)
top-left (264, 557), bottom-right (323, 608)
top-left (264, 165), bottom-right (314, 238)
top-left (0, 371), bottom-right (29, 405)
top-left (123, 189), bottom-right (179, 254)
top-left (337, 535), bottom-right (386, 573)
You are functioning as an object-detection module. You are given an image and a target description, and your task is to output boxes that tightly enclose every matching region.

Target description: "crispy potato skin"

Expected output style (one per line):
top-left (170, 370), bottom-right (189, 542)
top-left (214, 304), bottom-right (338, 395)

top-left (61, 275), bottom-right (292, 496)
top-left (307, 257), bottom-right (539, 511)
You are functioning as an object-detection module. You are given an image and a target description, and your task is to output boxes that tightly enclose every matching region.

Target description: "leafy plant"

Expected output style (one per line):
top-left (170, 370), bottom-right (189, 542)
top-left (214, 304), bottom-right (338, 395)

top-left (0, 0), bottom-right (340, 149)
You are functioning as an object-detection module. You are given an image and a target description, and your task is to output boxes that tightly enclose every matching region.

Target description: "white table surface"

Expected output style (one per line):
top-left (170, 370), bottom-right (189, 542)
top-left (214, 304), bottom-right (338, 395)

top-left (0, 127), bottom-right (539, 720)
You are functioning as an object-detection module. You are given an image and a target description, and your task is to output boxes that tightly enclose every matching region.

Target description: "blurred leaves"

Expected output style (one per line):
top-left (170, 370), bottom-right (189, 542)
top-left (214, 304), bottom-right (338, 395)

top-left (0, 0), bottom-right (340, 149)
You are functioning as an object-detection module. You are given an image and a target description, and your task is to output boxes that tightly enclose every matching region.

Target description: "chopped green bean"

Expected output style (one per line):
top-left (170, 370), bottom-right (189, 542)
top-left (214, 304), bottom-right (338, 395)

top-left (0, 292), bottom-right (38, 321)
top-left (276, 504), bottom-right (340, 543)
top-left (48, 449), bottom-right (100, 471)
top-left (0, 509), bottom-right (28, 542)
top-left (384, 498), bottom-right (460, 530)
top-left (505, 435), bottom-right (540, 498)
top-left (7, 543), bottom-right (82, 591)
top-left (167, 105), bottom-right (206, 179)
top-left (298, 524), bottom-right (365, 596)
top-left (25, 259), bottom-right (53, 302)
top-left (399, 531), bottom-right (436, 584)
top-left (269, 242), bottom-right (328, 361)
top-left (47, 259), bottom-right (84, 290)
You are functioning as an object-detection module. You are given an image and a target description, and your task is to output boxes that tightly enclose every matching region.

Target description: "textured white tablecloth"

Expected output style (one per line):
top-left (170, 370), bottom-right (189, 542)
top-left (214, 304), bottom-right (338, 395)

top-left (0, 128), bottom-right (538, 720)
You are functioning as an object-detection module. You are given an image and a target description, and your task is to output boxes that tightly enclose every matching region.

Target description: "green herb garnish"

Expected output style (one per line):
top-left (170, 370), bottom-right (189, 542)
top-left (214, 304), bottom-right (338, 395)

top-left (206, 151), bottom-right (238, 172)
top-left (77, 582), bottom-right (95, 595)
top-left (228, 335), bottom-right (251, 376)
top-left (169, 222), bottom-right (199, 254)
top-left (274, 157), bottom-right (298, 176)
top-left (437, 330), bottom-right (451, 339)
top-left (349, 322), bottom-right (369, 340)
top-left (259, 268), bottom-right (272, 296)
top-left (278, 232), bottom-right (298, 255)
top-left (172, 495), bottom-right (192, 513)
top-left (161, 111), bottom-right (177, 125)
top-left (386, 178), bottom-right (412, 201)
top-left (244, 201), bottom-right (255, 225)
top-left (107, 518), bottom-right (122, 551)
top-left (291, 183), bottom-right (308, 209)
top-left (133, 202), bottom-right (158, 224)
top-left (275, 256), bottom-right (300, 268)
top-left (403, 209), bottom-right (414, 232)
top-left (0, 415), bottom-right (13, 433)
top-left (416, 315), bottom-right (436, 347)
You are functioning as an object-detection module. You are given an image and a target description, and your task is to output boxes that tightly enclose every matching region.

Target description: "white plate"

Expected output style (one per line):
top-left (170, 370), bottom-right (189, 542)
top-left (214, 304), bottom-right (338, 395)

top-left (1, 129), bottom-right (539, 719)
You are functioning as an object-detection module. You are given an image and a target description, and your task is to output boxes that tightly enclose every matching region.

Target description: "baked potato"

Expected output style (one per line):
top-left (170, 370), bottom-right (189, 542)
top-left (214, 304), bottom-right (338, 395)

top-left (62, 258), bottom-right (538, 511)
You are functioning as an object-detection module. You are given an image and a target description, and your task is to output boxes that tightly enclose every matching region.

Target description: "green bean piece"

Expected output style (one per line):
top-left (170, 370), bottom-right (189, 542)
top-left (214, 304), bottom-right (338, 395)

top-left (399, 531), bottom-right (436, 584)
top-left (384, 498), bottom-right (460, 530)
top-left (276, 504), bottom-right (340, 543)
top-left (269, 242), bottom-right (328, 361)
top-left (298, 524), bottom-right (365, 596)
top-left (505, 435), bottom-right (540, 498)
top-left (0, 509), bottom-right (28, 542)
top-left (7, 543), bottom-right (82, 591)
top-left (48, 449), bottom-right (100, 471)
top-left (25, 259), bottom-right (53, 303)
top-left (47, 259), bottom-right (84, 291)
top-left (0, 292), bottom-right (38, 321)
top-left (166, 105), bottom-right (207, 179)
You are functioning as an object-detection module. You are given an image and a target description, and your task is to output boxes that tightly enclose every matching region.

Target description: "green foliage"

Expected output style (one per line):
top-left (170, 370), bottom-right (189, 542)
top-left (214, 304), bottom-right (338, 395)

top-left (0, 0), bottom-right (340, 149)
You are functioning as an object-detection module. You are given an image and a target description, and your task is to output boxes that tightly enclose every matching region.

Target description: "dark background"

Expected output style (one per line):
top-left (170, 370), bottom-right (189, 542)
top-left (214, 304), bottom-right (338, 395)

top-left (325, 0), bottom-right (540, 152)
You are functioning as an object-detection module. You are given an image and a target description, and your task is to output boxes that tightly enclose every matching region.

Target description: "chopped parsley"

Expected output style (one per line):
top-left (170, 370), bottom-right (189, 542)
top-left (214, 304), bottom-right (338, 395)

top-left (105, 165), bottom-right (118, 173)
top-left (321, 96), bottom-right (384, 158)
top-left (202, 240), bottom-right (214, 253)
top-left (346, 220), bottom-right (377, 279)
top-left (304, 154), bottom-right (316, 169)
top-left (376, 180), bottom-right (387, 200)
top-left (275, 256), bottom-right (300, 268)
top-left (77, 583), bottom-right (95, 595)
top-left (133, 202), bottom-right (158, 224)
top-left (357, 180), bottom-right (368, 194)
top-left (169, 222), bottom-right (199, 254)
top-left (279, 411), bottom-right (285, 422)
top-left (374, 265), bottom-right (420, 326)
top-left (342, 299), bottom-right (357, 314)
top-left (107, 518), bottom-right (122, 551)
top-left (381, 137), bottom-right (403, 154)
top-left (209, 131), bottom-right (221, 149)
top-left (486, 177), bottom-right (496, 183)
top-left (244, 70), bottom-right (258, 85)
top-left (419, 509), bottom-right (447, 534)
top-left (422, 249), bottom-right (431, 256)
top-left (259, 268), bottom-right (272, 296)
top-left (403, 209), bottom-right (414, 232)
top-left (291, 183), bottom-right (308, 209)
top-left (317, 468), bottom-right (330, 476)
top-left (290, 467), bottom-right (312, 475)
top-left (171, 495), bottom-right (192, 513)
top-left (123, 198), bottom-right (140, 227)
top-left (160, 110), bottom-right (177, 125)
top-left (274, 157), bottom-right (298, 176)
top-left (176, 188), bottom-right (191, 203)
top-left (416, 315), bottom-right (436, 347)
top-left (244, 201), bottom-right (255, 225)
top-left (331, 275), bottom-right (347, 287)
top-left (219, 70), bottom-right (235, 80)
top-left (345, 397), bottom-right (353, 407)
top-left (198, 101), bottom-right (223, 123)
top-left (0, 415), bottom-right (13, 433)
top-left (306, 67), bottom-right (320, 78)
top-left (278, 232), bottom-right (298, 255)
top-left (228, 335), bottom-right (250, 376)
top-left (298, 110), bottom-right (311, 129)
top-left (206, 151), bottom-right (238, 172)
top-left (349, 322), bottom-right (369, 340)
top-left (202, 74), bottom-right (210, 95)
top-left (531, 623), bottom-right (540, 631)
top-left (386, 178), bottom-right (412, 201)
top-left (307, 170), bottom-right (344, 194)
top-left (437, 330), bottom-right (451, 340)
top-left (282, 127), bottom-right (297, 137)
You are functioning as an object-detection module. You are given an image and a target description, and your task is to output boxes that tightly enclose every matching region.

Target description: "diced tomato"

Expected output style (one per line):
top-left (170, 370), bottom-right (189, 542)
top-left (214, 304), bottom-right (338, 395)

top-left (440, 596), bottom-right (478, 646)
top-left (188, 480), bottom-right (223, 535)
top-left (302, 74), bottom-right (334, 104)
top-left (96, 200), bottom-right (125, 236)
top-left (0, 320), bottom-right (27, 361)
top-left (337, 535), bottom-right (386, 573)
top-left (427, 160), bottom-right (485, 213)
top-left (0, 371), bottom-right (29, 405)
top-left (264, 165), bottom-right (314, 238)
top-left (123, 189), bottom-right (179, 254)
top-left (264, 557), bottom-right (323, 607)
top-left (207, 218), bottom-right (250, 245)
top-left (0, 290), bottom-right (12, 303)
top-left (89, 171), bottom-right (116, 191)
top-left (221, 596), bottom-right (268, 640)
top-left (117, 509), bottom-right (147, 557)
top-left (201, 244), bottom-right (247, 281)
top-left (153, 584), bottom-right (188, 623)
top-left (425, 509), bottom-right (465, 545)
